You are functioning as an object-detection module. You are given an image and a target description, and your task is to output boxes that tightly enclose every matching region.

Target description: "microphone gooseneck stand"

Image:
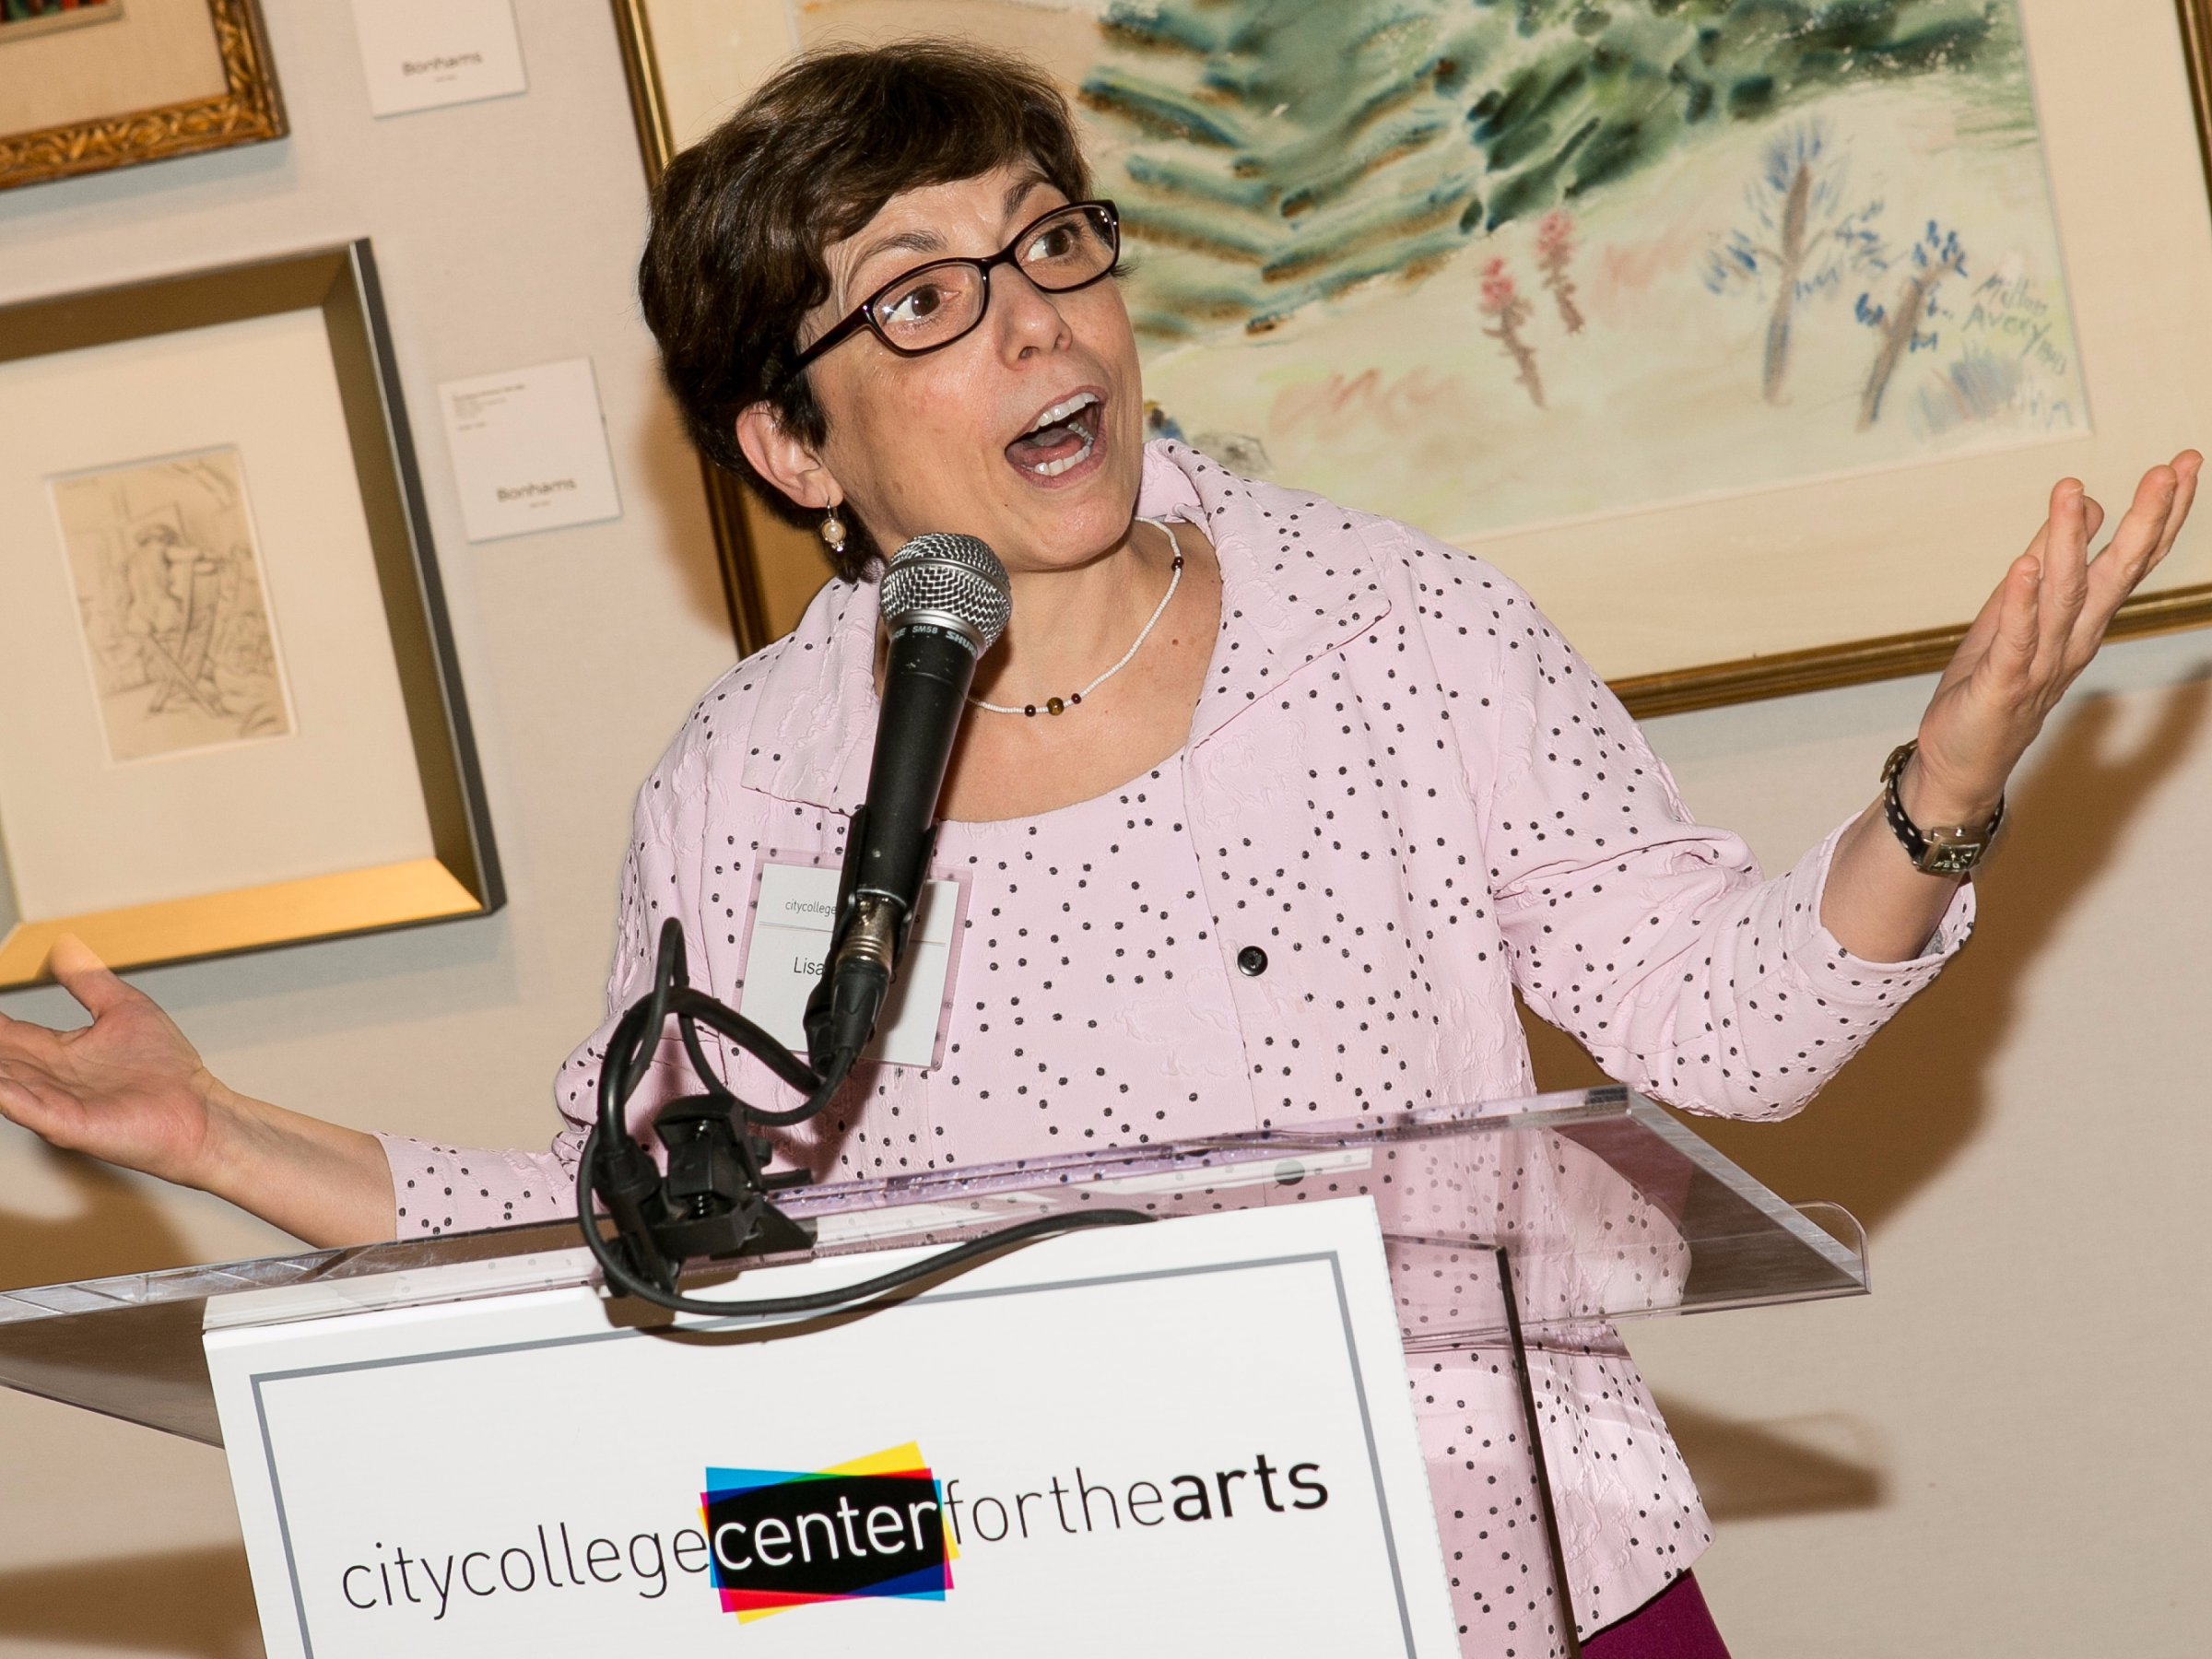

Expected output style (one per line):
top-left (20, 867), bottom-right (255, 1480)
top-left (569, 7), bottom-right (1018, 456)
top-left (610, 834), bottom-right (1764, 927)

top-left (577, 533), bottom-right (1150, 1319)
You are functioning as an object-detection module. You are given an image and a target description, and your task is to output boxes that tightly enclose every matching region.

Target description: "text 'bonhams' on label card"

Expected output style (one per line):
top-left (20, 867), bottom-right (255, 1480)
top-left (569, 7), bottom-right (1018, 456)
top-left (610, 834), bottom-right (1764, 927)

top-left (740, 864), bottom-right (963, 1070)
top-left (437, 358), bottom-right (622, 543)
top-left (351, 0), bottom-right (528, 118)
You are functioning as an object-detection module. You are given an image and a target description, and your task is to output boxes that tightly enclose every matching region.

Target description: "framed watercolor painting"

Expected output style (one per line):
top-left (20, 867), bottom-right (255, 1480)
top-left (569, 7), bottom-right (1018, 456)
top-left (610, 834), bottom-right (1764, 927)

top-left (0, 242), bottom-right (502, 987)
top-left (611, 0), bottom-right (2212, 713)
top-left (0, 0), bottom-right (124, 47)
top-left (0, 0), bottom-right (285, 192)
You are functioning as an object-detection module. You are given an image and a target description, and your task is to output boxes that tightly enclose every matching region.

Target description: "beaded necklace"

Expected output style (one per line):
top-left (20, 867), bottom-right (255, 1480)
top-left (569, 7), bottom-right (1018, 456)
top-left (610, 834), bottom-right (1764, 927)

top-left (969, 516), bottom-right (1184, 718)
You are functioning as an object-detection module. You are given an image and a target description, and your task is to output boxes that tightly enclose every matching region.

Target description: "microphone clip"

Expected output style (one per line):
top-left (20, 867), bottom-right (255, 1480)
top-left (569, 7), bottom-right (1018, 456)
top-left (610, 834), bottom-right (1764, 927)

top-left (584, 920), bottom-right (829, 1297)
top-left (617, 1093), bottom-right (814, 1290)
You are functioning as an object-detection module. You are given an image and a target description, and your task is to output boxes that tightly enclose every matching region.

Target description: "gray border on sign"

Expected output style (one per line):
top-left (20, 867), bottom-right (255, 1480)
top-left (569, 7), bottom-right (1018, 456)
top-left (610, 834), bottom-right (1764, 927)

top-left (248, 1249), bottom-right (1421, 1658)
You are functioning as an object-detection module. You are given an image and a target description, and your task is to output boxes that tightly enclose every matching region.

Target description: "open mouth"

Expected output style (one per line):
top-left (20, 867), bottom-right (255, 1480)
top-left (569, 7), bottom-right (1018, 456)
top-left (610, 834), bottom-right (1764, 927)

top-left (1006, 391), bottom-right (1103, 478)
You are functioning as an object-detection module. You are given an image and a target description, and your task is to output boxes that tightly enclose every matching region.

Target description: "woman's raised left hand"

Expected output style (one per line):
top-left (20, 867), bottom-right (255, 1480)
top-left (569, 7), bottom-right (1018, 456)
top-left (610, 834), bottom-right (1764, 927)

top-left (1907, 451), bottom-right (2202, 824)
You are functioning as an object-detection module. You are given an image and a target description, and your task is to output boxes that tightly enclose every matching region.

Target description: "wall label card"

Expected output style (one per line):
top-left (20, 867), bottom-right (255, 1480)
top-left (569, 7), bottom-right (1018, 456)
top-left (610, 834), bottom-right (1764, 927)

top-left (351, 0), bottom-right (528, 118)
top-left (437, 359), bottom-right (622, 543)
top-left (206, 1201), bottom-right (1461, 1658)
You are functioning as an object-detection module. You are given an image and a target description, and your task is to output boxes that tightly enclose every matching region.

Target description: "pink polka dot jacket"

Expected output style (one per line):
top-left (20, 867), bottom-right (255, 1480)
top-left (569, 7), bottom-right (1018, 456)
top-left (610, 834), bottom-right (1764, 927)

top-left (381, 441), bottom-right (1971, 1650)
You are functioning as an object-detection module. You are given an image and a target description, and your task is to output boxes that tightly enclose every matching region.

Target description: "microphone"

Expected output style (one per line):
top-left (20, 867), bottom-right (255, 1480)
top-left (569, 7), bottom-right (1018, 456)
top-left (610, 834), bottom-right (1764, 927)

top-left (805, 531), bottom-right (1010, 1071)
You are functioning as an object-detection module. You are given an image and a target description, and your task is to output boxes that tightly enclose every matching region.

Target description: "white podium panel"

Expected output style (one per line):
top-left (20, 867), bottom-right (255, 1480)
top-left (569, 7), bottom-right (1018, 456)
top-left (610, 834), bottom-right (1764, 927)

top-left (4, 1087), bottom-right (1875, 1659)
top-left (206, 1201), bottom-right (1463, 1659)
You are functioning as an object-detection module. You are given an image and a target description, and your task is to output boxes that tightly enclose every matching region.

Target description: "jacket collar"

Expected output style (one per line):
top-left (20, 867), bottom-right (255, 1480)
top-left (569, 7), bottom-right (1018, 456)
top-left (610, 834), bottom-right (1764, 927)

top-left (736, 576), bottom-right (880, 812)
top-left (1150, 441), bottom-right (1391, 747)
top-left (740, 441), bottom-right (1390, 810)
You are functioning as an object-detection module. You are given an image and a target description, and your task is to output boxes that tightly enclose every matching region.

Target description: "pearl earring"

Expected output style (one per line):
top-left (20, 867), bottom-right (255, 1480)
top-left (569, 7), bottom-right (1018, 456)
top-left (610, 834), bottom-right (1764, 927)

top-left (819, 510), bottom-right (847, 557)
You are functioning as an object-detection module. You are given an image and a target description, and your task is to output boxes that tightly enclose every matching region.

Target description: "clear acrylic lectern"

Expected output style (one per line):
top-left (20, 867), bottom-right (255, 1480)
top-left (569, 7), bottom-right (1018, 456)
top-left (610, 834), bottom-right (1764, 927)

top-left (0, 1087), bottom-right (1866, 1656)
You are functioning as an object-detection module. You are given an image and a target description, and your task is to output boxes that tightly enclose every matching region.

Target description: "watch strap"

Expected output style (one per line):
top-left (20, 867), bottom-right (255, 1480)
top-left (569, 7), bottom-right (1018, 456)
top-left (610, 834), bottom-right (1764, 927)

top-left (1882, 740), bottom-right (2004, 876)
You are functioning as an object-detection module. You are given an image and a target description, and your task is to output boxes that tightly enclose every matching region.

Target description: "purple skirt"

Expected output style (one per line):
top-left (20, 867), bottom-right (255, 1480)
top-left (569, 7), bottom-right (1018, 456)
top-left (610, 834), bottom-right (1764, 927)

top-left (1583, 1571), bottom-right (1732, 1659)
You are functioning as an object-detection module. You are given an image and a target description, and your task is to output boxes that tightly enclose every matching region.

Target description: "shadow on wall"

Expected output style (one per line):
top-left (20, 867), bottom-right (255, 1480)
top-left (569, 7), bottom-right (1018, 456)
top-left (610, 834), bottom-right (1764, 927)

top-left (1526, 677), bottom-right (2209, 1522)
top-left (0, 1545), bottom-right (262, 1659)
top-left (615, 356), bottom-right (834, 653)
top-left (1646, 1396), bottom-right (1886, 1522)
top-left (620, 355), bottom-right (743, 635)
top-left (0, 1145), bottom-right (201, 1294)
top-left (1524, 676), bottom-right (2211, 1230)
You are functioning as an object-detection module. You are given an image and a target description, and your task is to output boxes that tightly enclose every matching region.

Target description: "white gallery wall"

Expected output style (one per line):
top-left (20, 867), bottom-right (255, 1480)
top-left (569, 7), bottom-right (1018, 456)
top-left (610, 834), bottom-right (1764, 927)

top-left (0, 3), bottom-right (2206, 1656)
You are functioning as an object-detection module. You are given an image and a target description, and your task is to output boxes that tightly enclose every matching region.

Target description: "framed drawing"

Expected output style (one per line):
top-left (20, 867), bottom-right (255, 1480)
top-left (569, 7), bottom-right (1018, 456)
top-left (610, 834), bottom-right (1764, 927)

top-left (0, 241), bottom-right (502, 988)
top-left (0, 0), bottom-right (285, 192)
top-left (610, 0), bottom-right (2212, 712)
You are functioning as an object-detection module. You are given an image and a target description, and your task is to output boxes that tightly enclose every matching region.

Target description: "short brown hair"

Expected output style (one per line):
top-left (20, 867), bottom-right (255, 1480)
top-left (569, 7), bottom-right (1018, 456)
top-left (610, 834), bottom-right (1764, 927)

top-left (638, 41), bottom-right (1090, 579)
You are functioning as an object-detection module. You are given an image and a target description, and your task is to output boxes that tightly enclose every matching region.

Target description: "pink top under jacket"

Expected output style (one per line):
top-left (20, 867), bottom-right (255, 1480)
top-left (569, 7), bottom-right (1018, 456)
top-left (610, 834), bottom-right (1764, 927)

top-left (381, 441), bottom-right (1972, 1651)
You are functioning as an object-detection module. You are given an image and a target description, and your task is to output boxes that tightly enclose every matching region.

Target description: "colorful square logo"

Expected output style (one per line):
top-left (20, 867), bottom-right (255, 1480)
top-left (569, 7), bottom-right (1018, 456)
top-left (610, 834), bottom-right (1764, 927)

top-left (701, 1443), bottom-right (954, 1621)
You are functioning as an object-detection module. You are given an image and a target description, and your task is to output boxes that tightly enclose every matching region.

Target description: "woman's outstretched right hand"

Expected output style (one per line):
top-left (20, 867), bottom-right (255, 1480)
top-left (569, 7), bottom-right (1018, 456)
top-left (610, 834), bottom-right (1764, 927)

top-left (0, 936), bottom-right (396, 1249)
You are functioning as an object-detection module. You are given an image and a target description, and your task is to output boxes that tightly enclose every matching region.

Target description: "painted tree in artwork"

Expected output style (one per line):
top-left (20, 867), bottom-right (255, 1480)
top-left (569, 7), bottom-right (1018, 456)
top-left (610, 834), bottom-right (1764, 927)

top-left (1703, 124), bottom-right (1887, 403)
top-left (1856, 220), bottom-right (1969, 428)
top-left (1082, 0), bottom-right (2015, 339)
top-left (1079, 2), bottom-right (1494, 338)
top-left (1478, 256), bottom-right (1547, 406)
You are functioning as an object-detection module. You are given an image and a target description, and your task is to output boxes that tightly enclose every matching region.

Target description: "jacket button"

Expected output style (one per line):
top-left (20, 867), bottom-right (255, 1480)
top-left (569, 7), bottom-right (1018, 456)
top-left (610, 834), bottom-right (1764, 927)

top-left (1236, 945), bottom-right (1268, 977)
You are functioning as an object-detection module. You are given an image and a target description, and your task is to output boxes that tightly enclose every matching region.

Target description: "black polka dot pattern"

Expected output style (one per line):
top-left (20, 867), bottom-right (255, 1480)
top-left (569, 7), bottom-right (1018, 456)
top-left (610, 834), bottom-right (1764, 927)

top-left (377, 441), bottom-right (1971, 1650)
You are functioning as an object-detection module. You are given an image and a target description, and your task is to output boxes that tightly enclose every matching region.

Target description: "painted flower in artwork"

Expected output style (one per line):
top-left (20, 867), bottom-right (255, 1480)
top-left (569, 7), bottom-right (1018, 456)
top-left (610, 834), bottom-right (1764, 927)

top-left (1477, 258), bottom-right (1520, 320)
top-left (1534, 211), bottom-right (1587, 336)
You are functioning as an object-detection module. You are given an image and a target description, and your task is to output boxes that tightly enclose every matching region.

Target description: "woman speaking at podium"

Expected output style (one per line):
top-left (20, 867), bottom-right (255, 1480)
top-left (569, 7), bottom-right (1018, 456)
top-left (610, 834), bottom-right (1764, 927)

top-left (0, 41), bottom-right (2196, 1659)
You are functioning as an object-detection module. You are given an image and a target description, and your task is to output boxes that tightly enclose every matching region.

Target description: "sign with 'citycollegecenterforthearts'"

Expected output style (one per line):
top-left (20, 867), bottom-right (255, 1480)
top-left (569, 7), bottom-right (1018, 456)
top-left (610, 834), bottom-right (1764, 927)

top-left (205, 1201), bottom-right (1462, 1657)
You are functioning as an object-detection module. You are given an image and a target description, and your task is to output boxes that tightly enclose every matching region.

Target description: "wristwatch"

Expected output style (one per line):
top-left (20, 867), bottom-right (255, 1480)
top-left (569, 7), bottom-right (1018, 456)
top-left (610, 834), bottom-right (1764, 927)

top-left (1882, 740), bottom-right (2004, 875)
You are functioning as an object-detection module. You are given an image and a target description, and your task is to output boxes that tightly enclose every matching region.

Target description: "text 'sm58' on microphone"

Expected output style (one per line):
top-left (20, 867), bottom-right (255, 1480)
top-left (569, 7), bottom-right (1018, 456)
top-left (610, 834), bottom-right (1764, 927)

top-left (806, 532), bottom-right (1010, 1071)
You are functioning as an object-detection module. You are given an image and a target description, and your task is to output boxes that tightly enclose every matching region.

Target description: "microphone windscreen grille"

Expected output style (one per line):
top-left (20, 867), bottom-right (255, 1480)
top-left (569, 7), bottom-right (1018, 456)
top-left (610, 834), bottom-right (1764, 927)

top-left (880, 533), bottom-right (1011, 653)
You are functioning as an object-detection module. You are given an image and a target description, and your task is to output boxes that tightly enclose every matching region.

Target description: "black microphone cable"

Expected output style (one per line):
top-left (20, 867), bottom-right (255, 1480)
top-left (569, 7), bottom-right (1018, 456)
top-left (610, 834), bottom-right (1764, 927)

top-left (576, 917), bottom-right (1149, 1321)
top-left (576, 532), bottom-right (1149, 1317)
top-left (578, 1164), bottom-right (1150, 1323)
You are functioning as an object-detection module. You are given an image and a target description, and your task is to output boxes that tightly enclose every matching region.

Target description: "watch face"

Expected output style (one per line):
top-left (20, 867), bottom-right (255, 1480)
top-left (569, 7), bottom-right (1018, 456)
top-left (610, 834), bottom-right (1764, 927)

top-left (1921, 840), bottom-right (1984, 876)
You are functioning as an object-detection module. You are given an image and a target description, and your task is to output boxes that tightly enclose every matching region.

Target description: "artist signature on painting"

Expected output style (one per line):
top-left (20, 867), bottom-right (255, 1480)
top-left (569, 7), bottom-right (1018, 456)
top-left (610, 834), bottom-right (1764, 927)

top-left (1959, 274), bottom-right (2070, 377)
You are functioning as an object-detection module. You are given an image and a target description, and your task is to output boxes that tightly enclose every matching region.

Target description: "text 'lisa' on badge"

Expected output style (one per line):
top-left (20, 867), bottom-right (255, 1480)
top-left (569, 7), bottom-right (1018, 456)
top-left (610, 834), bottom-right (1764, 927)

top-left (739, 864), bottom-right (964, 1070)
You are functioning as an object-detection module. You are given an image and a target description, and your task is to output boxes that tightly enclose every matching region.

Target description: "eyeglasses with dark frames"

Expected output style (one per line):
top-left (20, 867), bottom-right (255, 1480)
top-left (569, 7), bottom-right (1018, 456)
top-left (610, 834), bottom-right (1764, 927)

top-left (792, 200), bottom-right (1121, 371)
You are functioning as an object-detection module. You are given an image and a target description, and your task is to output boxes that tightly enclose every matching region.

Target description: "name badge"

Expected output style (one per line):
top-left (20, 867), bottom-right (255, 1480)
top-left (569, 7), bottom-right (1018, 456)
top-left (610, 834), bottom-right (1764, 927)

top-left (738, 863), bottom-right (964, 1069)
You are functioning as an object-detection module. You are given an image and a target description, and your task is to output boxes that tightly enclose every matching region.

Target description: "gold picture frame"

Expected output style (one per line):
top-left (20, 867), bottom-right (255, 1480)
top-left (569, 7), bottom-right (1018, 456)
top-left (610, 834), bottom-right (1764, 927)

top-left (0, 243), bottom-right (501, 987)
top-left (0, 0), bottom-right (286, 193)
top-left (609, 0), bottom-right (2212, 714)
top-left (612, 0), bottom-right (792, 658)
